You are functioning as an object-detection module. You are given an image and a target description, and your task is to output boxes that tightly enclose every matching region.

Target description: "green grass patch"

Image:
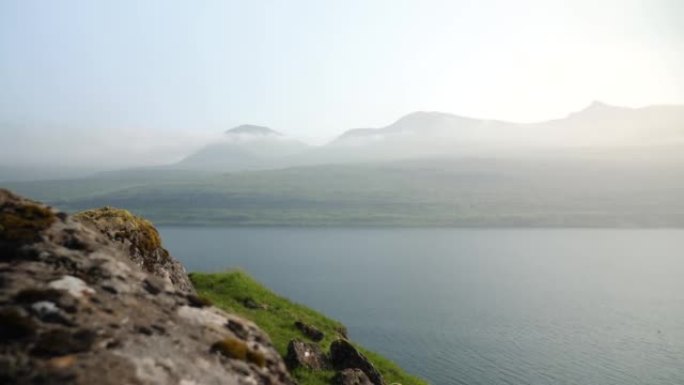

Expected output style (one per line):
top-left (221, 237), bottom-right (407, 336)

top-left (190, 270), bottom-right (427, 385)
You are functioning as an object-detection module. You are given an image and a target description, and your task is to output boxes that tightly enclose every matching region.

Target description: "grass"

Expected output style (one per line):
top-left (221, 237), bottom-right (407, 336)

top-left (190, 270), bottom-right (428, 385)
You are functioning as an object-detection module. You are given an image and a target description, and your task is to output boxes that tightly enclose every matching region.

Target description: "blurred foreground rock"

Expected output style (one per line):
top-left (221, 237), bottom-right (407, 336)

top-left (0, 189), bottom-right (293, 385)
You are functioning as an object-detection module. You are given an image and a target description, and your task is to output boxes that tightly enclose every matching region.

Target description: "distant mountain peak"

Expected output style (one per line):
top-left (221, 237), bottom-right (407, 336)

top-left (582, 100), bottom-right (615, 112)
top-left (226, 125), bottom-right (281, 136)
top-left (565, 100), bottom-right (625, 119)
top-left (397, 111), bottom-right (454, 121)
top-left (589, 99), bottom-right (607, 106)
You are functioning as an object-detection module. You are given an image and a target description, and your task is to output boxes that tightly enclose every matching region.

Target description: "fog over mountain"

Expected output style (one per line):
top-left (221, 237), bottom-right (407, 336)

top-left (167, 102), bottom-right (684, 173)
top-left (4, 101), bottom-right (684, 227)
top-left (331, 101), bottom-right (684, 149)
top-left (2, 102), bottom-right (684, 182)
top-left (176, 125), bottom-right (310, 171)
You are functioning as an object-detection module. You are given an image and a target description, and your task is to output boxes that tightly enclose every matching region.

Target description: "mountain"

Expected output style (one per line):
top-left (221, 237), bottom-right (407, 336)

top-left (225, 124), bottom-right (281, 136)
top-left (330, 102), bottom-right (684, 159)
top-left (3, 103), bottom-right (683, 181)
top-left (175, 124), bottom-right (310, 171)
top-left (533, 101), bottom-right (684, 146)
top-left (116, 102), bottom-right (684, 175)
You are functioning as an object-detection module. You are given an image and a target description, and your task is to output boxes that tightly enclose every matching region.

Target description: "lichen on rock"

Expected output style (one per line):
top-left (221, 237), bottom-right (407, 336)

top-left (211, 337), bottom-right (266, 367)
top-left (0, 189), bottom-right (55, 247)
top-left (73, 206), bottom-right (194, 293)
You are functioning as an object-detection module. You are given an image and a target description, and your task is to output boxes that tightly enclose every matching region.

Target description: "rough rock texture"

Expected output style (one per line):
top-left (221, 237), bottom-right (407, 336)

top-left (285, 339), bottom-right (329, 370)
top-left (330, 339), bottom-right (384, 385)
top-left (73, 207), bottom-right (194, 293)
top-left (0, 189), bottom-right (293, 385)
top-left (333, 369), bottom-right (373, 385)
top-left (294, 320), bottom-right (324, 342)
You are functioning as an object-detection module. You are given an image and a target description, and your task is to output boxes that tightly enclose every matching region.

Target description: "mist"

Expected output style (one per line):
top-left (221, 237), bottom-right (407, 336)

top-left (2, 2), bottom-right (684, 385)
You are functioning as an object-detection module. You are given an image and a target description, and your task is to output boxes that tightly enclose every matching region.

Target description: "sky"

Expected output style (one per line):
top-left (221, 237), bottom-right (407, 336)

top-left (1, 0), bottom-right (683, 168)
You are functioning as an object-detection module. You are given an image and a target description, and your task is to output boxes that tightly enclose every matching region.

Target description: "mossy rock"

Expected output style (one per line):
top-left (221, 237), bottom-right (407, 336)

top-left (211, 337), bottom-right (266, 367)
top-left (74, 207), bottom-right (163, 255)
top-left (0, 200), bottom-right (55, 243)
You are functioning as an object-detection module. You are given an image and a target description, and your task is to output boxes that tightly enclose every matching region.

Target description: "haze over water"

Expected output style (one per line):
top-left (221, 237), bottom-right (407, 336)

top-left (2, 1), bottom-right (684, 385)
top-left (160, 227), bottom-right (684, 385)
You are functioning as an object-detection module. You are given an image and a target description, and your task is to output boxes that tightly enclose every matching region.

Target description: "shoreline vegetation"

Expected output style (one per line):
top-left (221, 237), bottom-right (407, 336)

top-left (191, 270), bottom-right (427, 385)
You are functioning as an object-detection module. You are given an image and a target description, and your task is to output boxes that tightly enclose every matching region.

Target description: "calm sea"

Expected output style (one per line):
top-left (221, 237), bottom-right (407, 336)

top-left (158, 227), bottom-right (684, 385)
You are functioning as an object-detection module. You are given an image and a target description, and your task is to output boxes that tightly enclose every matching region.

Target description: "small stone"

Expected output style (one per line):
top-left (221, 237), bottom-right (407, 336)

top-left (333, 369), bottom-right (373, 385)
top-left (330, 339), bottom-right (384, 385)
top-left (294, 320), bottom-right (324, 342)
top-left (241, 297), bottom-right (263, 309)
top-left (285, 339), bottom-right (329, 370)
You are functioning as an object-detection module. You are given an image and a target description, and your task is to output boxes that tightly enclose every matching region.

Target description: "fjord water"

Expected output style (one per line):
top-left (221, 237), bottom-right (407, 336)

top-left (159, 227), bottom-right (684, 385)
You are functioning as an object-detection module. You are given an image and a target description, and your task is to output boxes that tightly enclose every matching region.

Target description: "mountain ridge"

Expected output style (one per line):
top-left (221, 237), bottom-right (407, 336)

top-left (226, 124), bottom-right (282, 136)
top-left (332, 102), bottom-right (684, 145)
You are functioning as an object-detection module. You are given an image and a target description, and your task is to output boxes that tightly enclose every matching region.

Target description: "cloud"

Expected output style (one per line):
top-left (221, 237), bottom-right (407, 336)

top-left (0, 125), bottom-right (222, 169)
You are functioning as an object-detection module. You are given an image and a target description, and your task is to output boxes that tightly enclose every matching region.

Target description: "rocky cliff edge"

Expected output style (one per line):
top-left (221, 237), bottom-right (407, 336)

top-left (0, 189), bottom-right (293, 385)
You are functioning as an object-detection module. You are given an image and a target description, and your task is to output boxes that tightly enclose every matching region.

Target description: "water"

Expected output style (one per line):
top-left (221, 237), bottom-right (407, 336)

top-left (158, 227), bottom-right (684, 385)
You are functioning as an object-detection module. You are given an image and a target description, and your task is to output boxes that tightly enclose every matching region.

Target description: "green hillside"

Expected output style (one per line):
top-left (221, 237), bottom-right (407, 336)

top-left (5, 156), bottom-right (684, 227)
top-left (190, 270), bottom-right (427, 385)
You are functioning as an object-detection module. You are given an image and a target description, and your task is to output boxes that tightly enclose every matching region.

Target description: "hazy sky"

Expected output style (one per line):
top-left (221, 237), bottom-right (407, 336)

top-left (1, 0), bottom-right (683, 167)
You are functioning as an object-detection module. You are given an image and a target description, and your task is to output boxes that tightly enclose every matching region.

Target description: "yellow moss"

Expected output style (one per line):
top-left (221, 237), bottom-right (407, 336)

top-left (212, 337), bottom-right (247, 360)
top-left (246, 349), bottom-right (266, 368)
top-left (74, 207), bottom-right (163, 254)
top-left (0, 203), bottom-right (55, 243)
top-left (211, 338), bottom-right (266, 368)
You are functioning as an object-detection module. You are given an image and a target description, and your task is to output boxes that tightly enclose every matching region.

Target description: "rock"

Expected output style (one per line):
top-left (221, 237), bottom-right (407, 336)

top-left (335, 325), bottom-right (349, 339)
top-left (294, 320), bottom-right (324, 342)
top-left (330, 339), bottom-right (384, 385)
top-left (241, 297), bottom-right (268, 310)
top-left (0, 189), bottom-right (293, 385)
top-left (285, 339), bottom-right (330, 370)
top-left (333, 369), bottom-right (373, 385)
top-left (186, 294), bottom-right (213, 308)
top-left (73, 207), bottom-right (194, 293)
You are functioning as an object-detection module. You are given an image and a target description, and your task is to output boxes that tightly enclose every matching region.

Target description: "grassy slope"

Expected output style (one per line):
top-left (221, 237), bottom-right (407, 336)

top-left (190, 270), bottom-right (427, 385)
